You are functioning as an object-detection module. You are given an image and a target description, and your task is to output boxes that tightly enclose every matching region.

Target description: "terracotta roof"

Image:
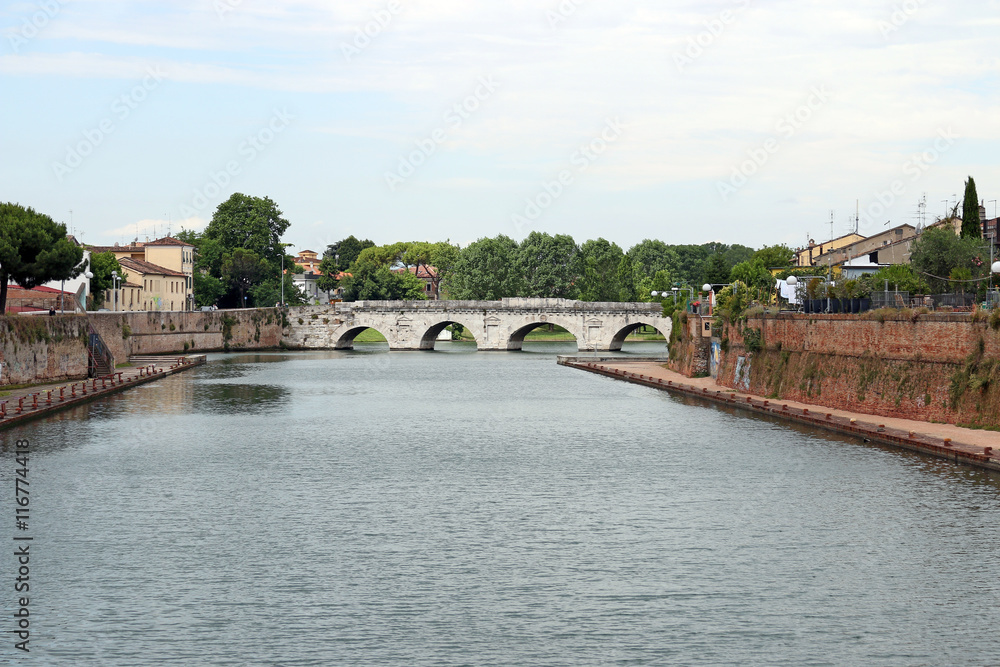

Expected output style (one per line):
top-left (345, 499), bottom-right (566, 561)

top-left (392, 265), bottom-right (438, 279)
top-left (146, 236), bottom-right (194, 247)
top-left (6, 284), bottom-right (74, 295)
top-left (122, 281), bottom-right (143, 289)
top-left (118, 257), bottom-right (186, 278)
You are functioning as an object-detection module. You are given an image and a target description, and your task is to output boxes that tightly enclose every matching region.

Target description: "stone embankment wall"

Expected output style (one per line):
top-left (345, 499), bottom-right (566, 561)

top-left (0, 316), bottom-right (89, 386)
top-left (0, 309), bottom-right (286, 386)
top-left (714, 312), bottom-right (1000, 429)
top-left (667, 312), bottom-right (711, 377)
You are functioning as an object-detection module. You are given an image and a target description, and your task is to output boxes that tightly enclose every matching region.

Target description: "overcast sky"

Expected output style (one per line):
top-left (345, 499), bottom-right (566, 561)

top-left (2, 0), bottom-right (998, 255)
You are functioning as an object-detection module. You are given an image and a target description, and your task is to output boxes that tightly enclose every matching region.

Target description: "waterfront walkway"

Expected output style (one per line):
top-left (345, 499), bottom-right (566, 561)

top-left (561, 358), bottom-right (1000, 473)
top-left (0, 355), bottom-right (204, 431)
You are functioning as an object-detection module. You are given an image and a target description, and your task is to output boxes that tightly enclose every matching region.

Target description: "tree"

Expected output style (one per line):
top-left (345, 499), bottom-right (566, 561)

top-left (401, 241), bottom-right (459, 297)
top-left (192, 272), bottom-right (226, 308)
top-left (88, 251), bottom-right (123, 309)
top-left (576, 238), bottom-right (627, 301)
top-left (962, 177), bottom-right (981, 239)
top-left (250, 273), bottom-right (306, 307)
top-left (910, 226), bottom-right (986, 292)
top-left (222, 248), bottom-right (269, 307)
top-left (447, 235), bottom-right (523, 300)
top-left (515, 232), bottom-right (579, 298)
top-left (860, 264), bottom-right (929, 295)
top-left (341, 264), bottom-right (427, 301)
top-left (729, 258), bottom-right (774, 301)
top-left (0, 203), bottom-right (84, 313)
top-left (322, 236), bottom-right (375, 274)
top-left (752, 244), bottom-right (794, 269)
top-left (204, 194), bottom-right (290, 266)
top-left (702, 253), bottom-right (731, 286)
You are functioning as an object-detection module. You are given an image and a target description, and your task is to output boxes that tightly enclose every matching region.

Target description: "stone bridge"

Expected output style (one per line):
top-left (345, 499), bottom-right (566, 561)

top-left (284, 298), bottom-right (671, 351)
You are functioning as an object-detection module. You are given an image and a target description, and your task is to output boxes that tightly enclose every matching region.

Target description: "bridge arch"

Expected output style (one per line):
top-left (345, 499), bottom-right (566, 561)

top-left (417, 319), bottom-right (480, 350)
top-left (608, 322), bottom-right (670, 351)
top-left (506, 318), bottom-right (585, 351)
top-left (335, 325), bottom-right (390, 350)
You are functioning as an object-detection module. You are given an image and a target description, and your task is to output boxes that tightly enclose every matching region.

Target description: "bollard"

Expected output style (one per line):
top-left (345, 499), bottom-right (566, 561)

top-left (17, 397), bottom-right (24, 414)
top-left (746, 397), bottom-right (752, 403)
top-left (0, 402), bottom-right (5, 418)
top-left (986, 447), bottom-right (993, 456)
top-left (850, 418), bottom-right (856, 424)
top-left (782, 405), bottom-right (788, 410)
top-left (31, 394), bottom-right (38, 409)
top-left (763, 400), bottom-right (769, 406)
top-left (102, 379), bottom-right (107, 389)
top-left (826, 413), bottom-right (832, 419)
top-left (46, 391), bottom-right (52, 405)
top-left (943, 438), bottom-right (952, 447)
top-left (59, 387), bottom-right (64, 402)
top-left (92, 379), bottom-right (97, 391)
top-left (71, 384), bottom-right (77, 397)
top-left (668, 381), bottom-right (672, 385)
top-left (803, 408), bottom-right (808, 415)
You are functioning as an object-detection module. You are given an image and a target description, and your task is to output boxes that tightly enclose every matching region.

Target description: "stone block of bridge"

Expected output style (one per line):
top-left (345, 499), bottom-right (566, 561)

top-left (283, 298), bottom-right (671, 352)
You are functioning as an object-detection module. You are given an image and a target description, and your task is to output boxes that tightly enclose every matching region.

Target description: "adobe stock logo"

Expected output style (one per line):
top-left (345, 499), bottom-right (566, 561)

top-left (716, 85), bottom-right (830, 202)
top-left (512, 117), bottom-right (624, 234)
top-left (52, 67), bottom-right (167, 182)
top-left (384, 76), bottom-right (499, 191)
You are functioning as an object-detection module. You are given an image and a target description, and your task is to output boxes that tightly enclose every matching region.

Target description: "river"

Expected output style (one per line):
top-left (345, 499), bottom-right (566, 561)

top-left (2, 342), bottom-right (999, 665)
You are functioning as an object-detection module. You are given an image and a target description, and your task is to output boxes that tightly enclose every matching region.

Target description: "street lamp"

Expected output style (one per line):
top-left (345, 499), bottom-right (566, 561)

top-left (110, 270), bottom-right (120, 312)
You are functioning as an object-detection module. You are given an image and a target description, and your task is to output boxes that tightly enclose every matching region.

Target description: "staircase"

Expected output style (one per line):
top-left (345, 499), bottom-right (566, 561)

top-left (87, 325), bottom-right (115, 378)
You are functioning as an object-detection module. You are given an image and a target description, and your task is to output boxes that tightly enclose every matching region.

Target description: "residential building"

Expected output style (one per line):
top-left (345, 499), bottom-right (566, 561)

top-left (88, 236), bottom-right (195, 310)
top-left (295, 250), bottom-right (322, 273)
top-left (794, 232), bottom-right (865, 267)
top-left (809, 224), bottom-right (916, 267)
top-left (111, 257), bottom-right (187, 311)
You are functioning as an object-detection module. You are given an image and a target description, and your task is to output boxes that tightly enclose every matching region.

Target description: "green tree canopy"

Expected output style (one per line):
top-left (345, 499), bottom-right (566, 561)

top-left (447, 235), bottom-right (523, 300)
top-left (752, 244), bottom-right (794, 269)
top-left (0, 203), bottom-right (84, 312)
top-left (321, 236), bottom-right (375, 275)
top-left (341, 264), bottom-right (427, 301)
top-left (222, 248), bottom-right (269, 307)
top-left (910, 226), bottom-right (987, 292)
top-left (859, 264), bottom-right (930, 295)
top-left (962, 176), bottom-right (981, 239)
top-left (515, 232), bottom-right (579, 298)
top-left (204, 193), bottom-right (290, 266)
top-left (88, 251), bottom-right (123, 309)
top-left (729, 258), bottom-right (774, 300)
top-left (576, 238), bottom-right (627, 301)
top-left (702, 253), bottom-right (731, 286)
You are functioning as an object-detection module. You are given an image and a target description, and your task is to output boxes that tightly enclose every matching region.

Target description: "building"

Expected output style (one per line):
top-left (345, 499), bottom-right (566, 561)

top-left (4, 285), bottom-right (76, 313)
top-left (102, 257), bottom-right (188, 311)
top-left (794, 232), bottom-right (865, 267)
top-left (294, 250), bottom-right (322, 273)
top-left (808, 224), bottom-right (917, 268)
top-left (87, 236), bottom-right (195, 310)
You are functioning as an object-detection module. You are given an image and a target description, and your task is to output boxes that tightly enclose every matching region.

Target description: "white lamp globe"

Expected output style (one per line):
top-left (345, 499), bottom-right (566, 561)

top-left (651, 290), bottom-right (659, 297)
top-left (992, 261), bottom-right (1000, 274)
top-left (786, 275), bottom-right (797, 286)
top-left (702, 283), bottom-right (712, 292)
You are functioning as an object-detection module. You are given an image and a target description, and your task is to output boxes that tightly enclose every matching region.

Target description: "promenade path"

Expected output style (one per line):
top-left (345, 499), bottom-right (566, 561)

top-left (0, 355), bottom-right (203, 431)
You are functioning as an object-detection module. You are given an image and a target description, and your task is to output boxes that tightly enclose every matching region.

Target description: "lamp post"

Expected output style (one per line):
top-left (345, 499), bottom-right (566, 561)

top-left (110, 270), bottom-right (120, 312)
top-left (992, 261), bottom-right (1000, 308)
top-left (785, 275), bottom-right (797, 310)
top-left (702, 283), bottom-right (712, 316)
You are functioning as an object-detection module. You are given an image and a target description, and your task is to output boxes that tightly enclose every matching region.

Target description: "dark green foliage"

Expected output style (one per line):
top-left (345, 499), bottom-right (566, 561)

top-left (0, 203), bottom-right (84, 312)
top-left (515, 232), bottom-right (579, 298)
top-left (446, 235), bottom-right (523, 300)
top-left (961, 176), bottom-right (981, 239)
top-left (909, 226), bottom-right (986, 293)
top-left (88, 251), bottom-right (123, 308)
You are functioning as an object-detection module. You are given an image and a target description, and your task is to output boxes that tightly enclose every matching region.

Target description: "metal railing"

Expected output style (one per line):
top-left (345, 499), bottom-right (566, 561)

top-left (86, 324), bottom-right (115, 378)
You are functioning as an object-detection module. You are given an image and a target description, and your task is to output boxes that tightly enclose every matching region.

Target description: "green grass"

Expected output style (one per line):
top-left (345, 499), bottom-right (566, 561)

top-left (353, 328), bottom-right (388, 342)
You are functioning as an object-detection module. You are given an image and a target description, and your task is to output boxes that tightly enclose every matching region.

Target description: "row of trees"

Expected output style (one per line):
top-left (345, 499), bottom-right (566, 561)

top-left (308, 233), bottom-right (793, 303)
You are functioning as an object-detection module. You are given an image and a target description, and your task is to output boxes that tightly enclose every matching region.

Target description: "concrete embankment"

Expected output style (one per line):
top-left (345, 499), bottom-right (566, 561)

top-left (559, 356), bottom-right (1000, 474)
top-left (0, 355), bottom-right (205, 431)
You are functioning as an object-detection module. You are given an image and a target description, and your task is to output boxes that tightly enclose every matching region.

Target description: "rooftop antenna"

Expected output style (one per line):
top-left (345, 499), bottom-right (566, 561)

top-left (68, 209), bottom-right (74, 236)
top-left (829, 209), bottom-right (834, 241)
top-left (855, 200), bottom-right (860, 234)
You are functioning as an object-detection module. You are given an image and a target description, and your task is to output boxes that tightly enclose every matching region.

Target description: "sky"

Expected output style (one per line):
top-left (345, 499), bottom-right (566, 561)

top-left (1, 0), bottom-right (998, 256)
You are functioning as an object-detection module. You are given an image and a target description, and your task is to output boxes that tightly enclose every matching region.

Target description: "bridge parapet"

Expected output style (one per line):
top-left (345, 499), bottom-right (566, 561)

top-left (285, 299), bottom-right (670, 352)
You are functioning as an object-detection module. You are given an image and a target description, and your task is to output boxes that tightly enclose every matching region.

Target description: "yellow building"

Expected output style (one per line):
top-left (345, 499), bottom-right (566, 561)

top-left (794, 232), bottom-right (865, 267)
top-left (89, 236), bottom-right (195, 310)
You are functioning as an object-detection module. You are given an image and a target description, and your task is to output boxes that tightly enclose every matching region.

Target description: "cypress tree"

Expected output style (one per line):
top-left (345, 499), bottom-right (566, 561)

top-left (961, 176), bottom-right (981, 238)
